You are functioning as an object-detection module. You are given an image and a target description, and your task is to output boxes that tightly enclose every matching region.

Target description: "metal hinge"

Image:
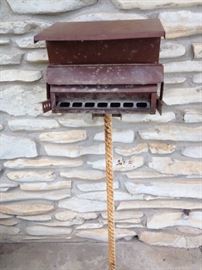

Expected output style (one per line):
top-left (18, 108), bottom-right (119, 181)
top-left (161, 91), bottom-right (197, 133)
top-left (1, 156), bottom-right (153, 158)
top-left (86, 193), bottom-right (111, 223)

top-left (42, 99), bottom-right (52, 113)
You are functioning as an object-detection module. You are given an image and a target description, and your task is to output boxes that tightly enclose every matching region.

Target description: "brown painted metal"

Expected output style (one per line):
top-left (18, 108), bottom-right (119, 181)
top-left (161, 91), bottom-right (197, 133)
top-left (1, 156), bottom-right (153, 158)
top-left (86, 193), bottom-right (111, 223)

top-left (46, 39), bottom-right (160, 65)
top-left (34, 19), bottom-right (165, 42)
top-left (35, 20), bottom-right (164, 65)
top-left (34, 19), bottom-right (165, 115)
top-left (46, 64), bottom-right (163, 85)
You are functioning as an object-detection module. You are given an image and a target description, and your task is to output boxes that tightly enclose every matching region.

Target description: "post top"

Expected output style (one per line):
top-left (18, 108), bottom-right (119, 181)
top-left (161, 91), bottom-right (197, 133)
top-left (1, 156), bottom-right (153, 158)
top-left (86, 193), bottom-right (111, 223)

top-left (34, 19), bottom-right (165, 42)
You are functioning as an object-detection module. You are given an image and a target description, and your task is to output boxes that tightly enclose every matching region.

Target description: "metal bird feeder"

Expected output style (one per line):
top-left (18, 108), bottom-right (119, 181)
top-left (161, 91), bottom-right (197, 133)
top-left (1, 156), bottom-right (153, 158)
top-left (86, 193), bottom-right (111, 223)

top-left (34, 19), bottom-right (165, 270)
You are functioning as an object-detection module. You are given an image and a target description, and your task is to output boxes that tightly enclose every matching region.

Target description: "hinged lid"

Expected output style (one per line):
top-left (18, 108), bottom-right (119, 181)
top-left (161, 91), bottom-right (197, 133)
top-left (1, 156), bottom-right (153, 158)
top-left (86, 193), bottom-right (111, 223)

top-left (34, 19), bottom-right (165, 42)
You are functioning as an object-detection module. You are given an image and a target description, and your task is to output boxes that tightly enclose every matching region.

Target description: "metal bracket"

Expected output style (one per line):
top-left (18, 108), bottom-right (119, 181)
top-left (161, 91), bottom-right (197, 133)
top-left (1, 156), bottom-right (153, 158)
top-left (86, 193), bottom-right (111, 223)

top-left (42, 99), bottom-right (52, 113)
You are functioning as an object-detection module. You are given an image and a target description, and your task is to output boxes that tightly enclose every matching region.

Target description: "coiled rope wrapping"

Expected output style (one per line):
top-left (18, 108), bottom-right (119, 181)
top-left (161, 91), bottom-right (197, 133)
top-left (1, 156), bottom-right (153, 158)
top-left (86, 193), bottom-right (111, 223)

top-left (104, 114), bottom-right (116, 270)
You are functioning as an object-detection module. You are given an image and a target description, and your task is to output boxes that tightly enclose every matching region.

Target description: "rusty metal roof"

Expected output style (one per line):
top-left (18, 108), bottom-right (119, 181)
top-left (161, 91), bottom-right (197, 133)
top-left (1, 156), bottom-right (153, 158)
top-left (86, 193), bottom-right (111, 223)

top-left (34, 19), bottom-right (165, 42)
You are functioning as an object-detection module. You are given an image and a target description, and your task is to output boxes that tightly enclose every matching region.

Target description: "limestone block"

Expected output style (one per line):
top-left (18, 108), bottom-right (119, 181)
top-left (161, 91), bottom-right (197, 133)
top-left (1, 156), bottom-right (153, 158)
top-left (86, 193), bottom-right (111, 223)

top-left (139, 125), bottom-right (202, 142)
top-left (7, 0), bottom-right (97, 14)
top-left (0, 70), bottom-right (42, 82)
top-left (8, 118), bottom-right (59, 131)
top-left (0, 134), bottom-right (37, 159)
top-left (0, 85), bottom-right (44, 116)
top-left (160, 42), bottom-right (185, 58)
top-left (26, 226), bottom-right (72, 236)
top-left (192, 43), bottom-right (202, 58)
top-left (149, 157), bottom-right (202, 176)
top-left (7, 170), bottom-right (55, 182)
top-left (88, 156), bottom-right (144, 171)
top-left (4, 157), bottom-right (83, 169)
top-left (58, 197), bottom-right (106, 213)
top-left (182, 145), bottom-right (202, 158)
top-left (125, 179), bottom-right (202, 199)
top-left (139, 230), bottom-right (202, 248)
top-left (112, 0), bottom-right (202, 10)
top-left (0, 201), bottom-right (54, 215)
top-left (26, 50), bottom-right (48, 63)
top-left (159, 11), bottom-right (202, 39)
top-left (122, 112), bottom-right (175, 123)
top-left (39, 130), bottom-right (87, 143)
top-left (15, 36), bottom-right (45, 48)
top-left (118, 200), bottom-right (202, 211)
top-left (184, 109), bottom-right (202, 123)
top-left (0, 52), bottom-right (23, 65)
top-left (76, 228), bottom-right (136, 242)
top-left (60, 170), bottom-right (105, 180)
top-left (94, 129), bottom-right (135, 143)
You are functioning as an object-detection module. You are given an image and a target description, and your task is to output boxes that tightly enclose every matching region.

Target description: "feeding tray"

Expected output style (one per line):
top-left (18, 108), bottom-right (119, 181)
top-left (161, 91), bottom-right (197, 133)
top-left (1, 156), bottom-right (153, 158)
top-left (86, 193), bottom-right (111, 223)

top-left (34, 19), bottom-right (165, 115)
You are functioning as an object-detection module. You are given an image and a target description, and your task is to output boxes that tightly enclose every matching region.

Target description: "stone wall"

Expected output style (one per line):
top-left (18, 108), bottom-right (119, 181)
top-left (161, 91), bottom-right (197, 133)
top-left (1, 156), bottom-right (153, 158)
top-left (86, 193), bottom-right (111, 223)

top-left (0, 0), bottom-right (202, 248)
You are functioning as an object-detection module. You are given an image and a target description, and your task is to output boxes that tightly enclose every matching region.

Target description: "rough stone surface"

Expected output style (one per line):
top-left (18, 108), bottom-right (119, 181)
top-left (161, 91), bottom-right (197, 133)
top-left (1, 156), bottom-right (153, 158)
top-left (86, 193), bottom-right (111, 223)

top-left (125, 169), bottom-right (169, 179)
top-left (0, 38), bottom-right (10, 45)
top-left (164, 75), bottom-right (186, 84)
top-left (182, 145), bottom-right (202, 159)
top-left (39, 130), bottom-right (87, 143)
top-left (7, 170), bottom-right (55, 182)
top-left (77, 190), bottom-right (136, 202)
top-left (149, 143), bottom-right (176, 154)
top-left (55, 211), bottom-right (97, 221)
top-left (26, 226), bottom-right (72, 236)
top-left (192, 43), bottom-right (202, 58)
top-left (0, 202), bottom-right (54, 215)
top-left (139, 125), bottom-right (202, 142)
top-left (193, 74), bottom-right (202, 84)
top-left (0, 134), bottom-right (37, 159)
top-left (26, 50), bottom-right (48, 63)
top-left (20, 180), bottom-right (71, 191)
top-left (4, 157), bottom-right (83, 169)
top-left (58, 197), bottom-right (106, 213)
top-left (115, 143), bottom-right (148, 156)
top-left (102, 210), bottom-right (143, 220)
top-left (149, 157), bottom-right (202, 176)
top-left (147, 211), bottom-right (202, 229)
top-left (139, 231), bottom-right (202, 248)
top-left (18, 215), bottom-right (52, 222)
top-left (0, 52), bottom-right (23, 65)
top-left (88, 156), bottom-right (144, 171)
top-left (0, 213), bottom-right (11, 219)
top-left (44, 143), bottom-right (104, 158)
top-left (0, 21), bottom-right (38, 34)
top-left (118, 200), bottom-right (202, 211)
top-left (164, 61), bottom-right (202, 73)
top-left (122, 112), bottom-right (175, 123)
top-left (125, 179), bottom-right (202, 199)
top-left (0, 85), bottom-right (44, 116)
top-left (0, 226), bottom-right (20, 235)
top-left (164, 87), bottom-right (202, 105)
top-left (77, 181), bottom-right (119, 192)
top-left (8, 119), bottom-right (59, 131)
top-left (112, 0), bottom-right (202, 10)
top-left (76, 228), bottom-right (136, 242)
top-left (7, 0), bottom-right (97, 14)
top-left (71, 12), bottom-right (146, 22)
top-left (0, 70), bottom-right (42, 82)
top-left (60, 170), bottom-right (105, 180)
top-left (184, 109), bottom-right (202, 123)
top-left (0, 189), bottom-right (71, 202)
top-left (0, 219), bottom-right (18, 226)
top-left (160, 42), bottom-right (186, 58)
top-left (159, 11), bottom-right (202, 38)
top-left (58, 115), bottom-right (103, 127)
top-left (94, 129), bottom-right (135, 143)
top-left (15, 36), bottom-right (45, 48)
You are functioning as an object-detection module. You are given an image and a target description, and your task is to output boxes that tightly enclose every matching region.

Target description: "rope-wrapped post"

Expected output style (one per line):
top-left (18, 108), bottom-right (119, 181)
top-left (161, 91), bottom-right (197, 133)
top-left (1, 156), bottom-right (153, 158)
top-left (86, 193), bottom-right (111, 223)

top-left (104, 114), bottom-right (116, 270)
